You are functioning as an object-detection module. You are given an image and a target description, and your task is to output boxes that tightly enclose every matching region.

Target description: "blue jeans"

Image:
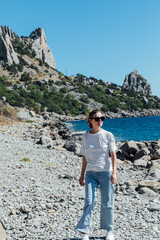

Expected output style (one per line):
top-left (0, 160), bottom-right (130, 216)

top-left (75, 171), bottom-right (114, 234)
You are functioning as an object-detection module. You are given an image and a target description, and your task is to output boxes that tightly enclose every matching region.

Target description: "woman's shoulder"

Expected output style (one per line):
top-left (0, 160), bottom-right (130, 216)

top-left (101, 129), bottom-right (114, 138)
top-left (82, 131), bottom-right (90, 137)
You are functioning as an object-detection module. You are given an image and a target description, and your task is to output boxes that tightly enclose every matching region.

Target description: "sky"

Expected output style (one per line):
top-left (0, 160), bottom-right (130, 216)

top-left (1, 0), bottom-right (160, 97)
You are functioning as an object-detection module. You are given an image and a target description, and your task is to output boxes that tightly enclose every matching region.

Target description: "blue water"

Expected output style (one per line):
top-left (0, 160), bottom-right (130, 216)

top-left (66, 116), bottom-right (160, 142)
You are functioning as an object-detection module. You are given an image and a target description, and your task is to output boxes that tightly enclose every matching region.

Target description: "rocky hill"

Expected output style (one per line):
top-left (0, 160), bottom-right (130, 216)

top-left (0, 25), bottom-right (160, 118)
top-left (0, 25), bottom-right (55, 68)
top-left (123, 70), bottom-right (152, 95)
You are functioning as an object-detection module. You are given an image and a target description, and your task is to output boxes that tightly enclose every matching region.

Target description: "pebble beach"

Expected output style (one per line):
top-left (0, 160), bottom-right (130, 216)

top-left (0, 122), bottom-right (160, 240)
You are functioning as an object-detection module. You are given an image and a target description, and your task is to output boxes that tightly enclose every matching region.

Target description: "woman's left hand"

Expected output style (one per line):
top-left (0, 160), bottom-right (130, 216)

top-left (111, 172), bottom-right (117, 184)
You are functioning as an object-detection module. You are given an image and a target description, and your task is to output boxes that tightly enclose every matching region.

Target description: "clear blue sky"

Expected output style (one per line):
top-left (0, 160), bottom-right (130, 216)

top-left (1, 0), bottom-right (160, 97)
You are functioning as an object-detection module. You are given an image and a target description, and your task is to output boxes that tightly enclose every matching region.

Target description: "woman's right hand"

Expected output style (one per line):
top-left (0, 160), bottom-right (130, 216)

top-left (79, 175), bottom-right (85, 186)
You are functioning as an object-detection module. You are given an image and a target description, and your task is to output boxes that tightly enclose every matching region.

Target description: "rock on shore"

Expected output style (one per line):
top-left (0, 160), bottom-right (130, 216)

top-left (0, 221), bottom-right (6, 240)
top-left (0, 120), bottom-right (160, 240)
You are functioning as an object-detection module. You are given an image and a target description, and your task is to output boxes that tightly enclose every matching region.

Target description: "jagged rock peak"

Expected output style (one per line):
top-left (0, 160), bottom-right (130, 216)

top-left (29, 28), bottom-right (46, 41)
top-left (0, 25), bottom-right (19, 65)
top-left (0, 25), bottom-right (56, 68)
top-left (0, 25), bottom-right (17, 39)
top-left (29, 27), bottom-right (56, 68)
top-left (122, 70), bottom-right (152, 95)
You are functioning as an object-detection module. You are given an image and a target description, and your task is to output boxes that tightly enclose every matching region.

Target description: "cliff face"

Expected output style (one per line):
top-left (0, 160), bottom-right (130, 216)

top-left (0, 26), bottom-right (19, 65)
top-left (123, 70), bottom-right (152, 95)
top-left (0, 26), bottom-right (56, 68)
top-left (29, 28), bottom-right (56, 68)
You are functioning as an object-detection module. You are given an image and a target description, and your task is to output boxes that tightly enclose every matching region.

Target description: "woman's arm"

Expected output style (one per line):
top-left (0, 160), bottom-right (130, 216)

top-left (79, 156), bottom-right (87, 186)
top-left (110, 151), bottom-right (117, 184)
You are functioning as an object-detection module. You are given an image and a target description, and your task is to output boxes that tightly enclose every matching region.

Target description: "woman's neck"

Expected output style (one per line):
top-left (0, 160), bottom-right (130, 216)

top-left (90, 127), bottom-right (102, 134)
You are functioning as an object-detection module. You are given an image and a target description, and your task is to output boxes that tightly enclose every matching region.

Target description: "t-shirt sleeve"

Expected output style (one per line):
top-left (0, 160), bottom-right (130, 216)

top-left (108, 133), bottom-right (116, 152)
top-left (79, 134), bottom-right (85, 156)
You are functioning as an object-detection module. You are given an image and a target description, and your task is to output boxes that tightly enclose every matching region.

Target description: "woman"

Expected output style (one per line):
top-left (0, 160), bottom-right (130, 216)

top-left (75, 109), bottom-right (117, 240)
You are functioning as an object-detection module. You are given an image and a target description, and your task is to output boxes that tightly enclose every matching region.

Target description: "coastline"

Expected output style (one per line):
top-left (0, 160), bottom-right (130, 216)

top-left (54, 108), bottom-right (160, 121)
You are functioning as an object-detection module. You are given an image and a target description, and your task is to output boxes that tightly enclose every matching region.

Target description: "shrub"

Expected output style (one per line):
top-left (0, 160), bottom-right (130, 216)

top-left (38, 59), bottom-right (43, 66)
top-left (55, 81), bottom-right (62, 86)
top-left (101, 105), bottom-right (109, 112)
top-left (0, 102), bottom-right (17, 119)
top-left (6, 64), bottom-right (18, 75)
top-left (20, 72), bottom-right (32, 83)
top-left (12, 39), bottom-right (35, 58)
top-left (59, 87), bottom-right (68, 93)
top-left (80, 95), bottom-right (89, 104)
top-left (30, 64), bottom-right (39, 73)
top-left (20, 158), bottom-right (31, 162)
top-left (44, 62), bottom-right (49, 68)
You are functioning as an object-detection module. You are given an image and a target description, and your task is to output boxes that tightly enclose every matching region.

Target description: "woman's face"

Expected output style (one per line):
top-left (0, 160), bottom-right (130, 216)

top-left (89, 111), bottom-right (104, 128)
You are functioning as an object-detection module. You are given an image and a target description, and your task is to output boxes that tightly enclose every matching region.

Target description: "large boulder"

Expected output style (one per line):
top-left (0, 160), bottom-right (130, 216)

top-left (138, 187), bottom-right (157, 196)
top-left (0, 221), bottom-right (6, 240)
top-left (133, 155), bottom-right (150, 168)
top-left (64, 132), bottom-right (83, 155)
top-left (118, 140), bottom-right (140, 161)
top-left (64, 139), bottom-right (77, 152)
top-left (153, 149), bottom-right (160, 160)
top-left (39, 135), bottom-right (53, 149)
top-left (17, 108), bottom-right (35, 120)
top-left (148, 159), bottom-right (160, 181)
top-left (120, 140), bottom-right (139, 155)
top-left (137, 180), bottom-right (160, 192)
top-left (133, 148), bottom-right (150, 161)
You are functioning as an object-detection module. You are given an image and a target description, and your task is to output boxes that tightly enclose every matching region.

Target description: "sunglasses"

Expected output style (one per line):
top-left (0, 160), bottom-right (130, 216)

top-left (91, 116), bottom-right (105, 122)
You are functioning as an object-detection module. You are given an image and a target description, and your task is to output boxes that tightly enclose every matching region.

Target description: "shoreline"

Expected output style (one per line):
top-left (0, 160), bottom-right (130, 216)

top-left (54, 108), bottom-right (160, 122)
top-left (65, 115), bottom-right (160, 143)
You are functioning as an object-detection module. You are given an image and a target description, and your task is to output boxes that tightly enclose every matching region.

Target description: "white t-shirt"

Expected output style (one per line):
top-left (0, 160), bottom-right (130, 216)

top-left (80, 129), bottom-right (116, 172)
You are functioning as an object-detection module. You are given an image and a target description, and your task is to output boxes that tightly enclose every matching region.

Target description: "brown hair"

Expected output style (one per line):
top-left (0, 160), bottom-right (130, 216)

top-left (88, 109), bottom-right (101, 128)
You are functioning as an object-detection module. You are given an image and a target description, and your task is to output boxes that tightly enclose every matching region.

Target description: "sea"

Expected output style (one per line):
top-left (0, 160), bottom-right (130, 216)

top-left (66, 116), bottom-right (160, 142)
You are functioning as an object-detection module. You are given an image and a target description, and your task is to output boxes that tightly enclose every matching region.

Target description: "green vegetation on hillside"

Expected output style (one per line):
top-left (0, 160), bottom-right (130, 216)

top-left (0, 69), bottom-right (160, 116)
top-left (0, 77), bottom-right (88, 116)
top-left (11, 39), bottom-right (36, 58)
top-left (73, 83), bottom-right (157, 113)
top-left (3, 56), bottom-right (29, 75)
